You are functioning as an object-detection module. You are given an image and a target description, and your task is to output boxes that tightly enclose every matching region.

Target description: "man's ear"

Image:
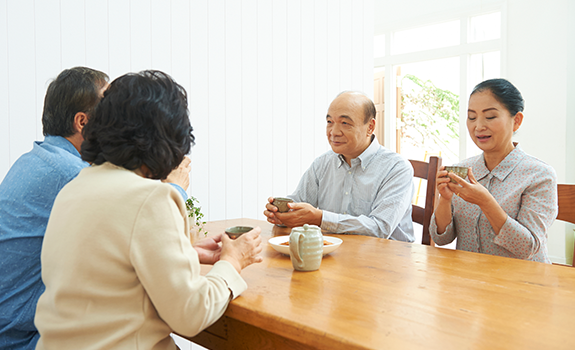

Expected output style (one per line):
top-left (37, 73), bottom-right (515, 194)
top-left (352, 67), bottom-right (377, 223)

top-left (367, 118), bottom-right (376, 136)
top-left (73, 112), bottom-right (89, 134)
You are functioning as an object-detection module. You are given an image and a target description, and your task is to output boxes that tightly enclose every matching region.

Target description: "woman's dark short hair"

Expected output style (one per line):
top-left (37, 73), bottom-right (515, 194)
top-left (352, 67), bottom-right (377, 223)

top-left (81, 70), bottom-right (195, 180)
top-left (471, 78), bottom-right (524, 116)
top-left (42, 67), bottom-right (109, 137)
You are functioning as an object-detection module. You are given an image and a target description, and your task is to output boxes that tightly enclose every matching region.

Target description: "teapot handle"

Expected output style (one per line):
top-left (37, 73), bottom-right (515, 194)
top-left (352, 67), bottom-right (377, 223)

top-left (289, 231), bottom-right (304, 269)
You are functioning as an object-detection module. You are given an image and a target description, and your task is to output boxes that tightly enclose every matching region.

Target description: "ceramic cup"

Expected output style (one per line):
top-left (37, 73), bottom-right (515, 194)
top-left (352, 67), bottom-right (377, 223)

top-left (272, 197), bottom-right (294, 213)
top-left (444, 166), bottom-right (469, 184)
top-left (225, 226), bottom-right (253, 240)
top-left (289, 224), bottom-right (323, 272)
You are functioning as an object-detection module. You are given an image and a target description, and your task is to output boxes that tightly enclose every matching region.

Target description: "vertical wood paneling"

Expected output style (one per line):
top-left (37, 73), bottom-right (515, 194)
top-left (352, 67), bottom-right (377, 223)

top-left (240, 0), bottom-right (259, 219)
top-left (326, 0), bottom-right (340, 98)
top-left (60, 0), bottom-right (86, 68)
top-left (351, 0), bottom-right (364, 91)
top-left (171, 0), bottom-right (190, 88)
top-left (0, 0), bottom-right (9, 180)
top-left (0, 0), bottom-right (374, 225)
top-left (130, 0), bottom-right (152, 72)
top-left (313, 0), bottom-right (329, 157)
top-left (363, 0), bottom-right (374, 99)
top-left (286, 0), bottom-right (302, 193)
top-left (150, 0), bottom-right (171, 71)
top-left (224, 0), bottom-right (242, 219)
top-left (108, 0), bottom-right (130, 78)
top-left (6, 0), bottom-right (36, 163)
top-left (339, 0), bottom-right (353, 90)
top-left (207, 0), bottom-right (226, 220)
top-left (188, 0), bottom-right (210, 218)
top-left (271, 0), bottom-right (288, 197)
top-left (256, 0), bottom-right (273, 210)
top-left (300, 1), bottom-right (316, 176)
top-left (85, 0), bottom-right (109, 74)
top-left (34, 0), bottom-right (61, 140)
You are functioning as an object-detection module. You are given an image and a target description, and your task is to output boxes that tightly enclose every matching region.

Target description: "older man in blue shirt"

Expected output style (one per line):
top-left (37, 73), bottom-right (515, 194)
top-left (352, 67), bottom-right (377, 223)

top-left (264, 91), bottom-right (414, 241)
top-left (0, 67), bottom-right (192, 349)
top-left (0, 67), bottom-right (110, 349)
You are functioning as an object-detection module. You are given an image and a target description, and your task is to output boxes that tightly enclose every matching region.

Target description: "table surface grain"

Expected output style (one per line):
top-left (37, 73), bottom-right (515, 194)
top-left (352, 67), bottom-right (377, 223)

top-left (195, 218), bottom-right (575, 350)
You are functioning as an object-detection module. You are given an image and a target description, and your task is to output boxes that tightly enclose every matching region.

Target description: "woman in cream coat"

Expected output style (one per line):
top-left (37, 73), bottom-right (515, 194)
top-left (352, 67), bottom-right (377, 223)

top-left (34, 71), bottom-right (263, 349)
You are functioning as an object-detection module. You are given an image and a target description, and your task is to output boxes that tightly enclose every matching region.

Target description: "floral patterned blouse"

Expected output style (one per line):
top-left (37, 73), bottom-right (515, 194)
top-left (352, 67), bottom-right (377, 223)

top-left (430, 145), bottom-right (557, 263)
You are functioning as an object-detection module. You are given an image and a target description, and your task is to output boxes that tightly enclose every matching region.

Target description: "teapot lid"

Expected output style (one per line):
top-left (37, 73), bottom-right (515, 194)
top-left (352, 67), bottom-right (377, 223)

top-left (292, 224), bottom-right (321, 233)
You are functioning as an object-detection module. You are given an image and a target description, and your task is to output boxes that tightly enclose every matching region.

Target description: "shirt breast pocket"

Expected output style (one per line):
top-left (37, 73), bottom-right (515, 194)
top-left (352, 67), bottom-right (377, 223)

top-left (353, 198), bottom-right (372, 216)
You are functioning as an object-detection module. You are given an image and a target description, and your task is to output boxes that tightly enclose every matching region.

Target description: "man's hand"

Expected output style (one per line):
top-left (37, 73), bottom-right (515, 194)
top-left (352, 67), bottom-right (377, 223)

top-left (263, 197), bottom-right (285, 226)
top-left (274, 202), bottom-right (322, 228)
top-left (162, 156), bottom-right (191, 191)
top-left (193, 235), bottom-right (222, 265)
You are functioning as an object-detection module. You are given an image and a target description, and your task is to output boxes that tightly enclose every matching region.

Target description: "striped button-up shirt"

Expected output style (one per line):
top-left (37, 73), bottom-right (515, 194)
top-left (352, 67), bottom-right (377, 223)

top-left (430, 145), bottom-right (557, 263)
top-left (289, 137), bottom-right (414, 241)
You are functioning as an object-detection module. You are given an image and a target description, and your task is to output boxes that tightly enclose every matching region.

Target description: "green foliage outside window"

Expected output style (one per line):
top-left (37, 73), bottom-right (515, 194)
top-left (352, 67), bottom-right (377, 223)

top-left (400, 74), bottom-right (460, 160)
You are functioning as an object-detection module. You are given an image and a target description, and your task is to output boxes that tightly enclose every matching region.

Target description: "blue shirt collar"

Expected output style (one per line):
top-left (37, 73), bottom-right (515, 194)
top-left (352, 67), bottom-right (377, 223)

top-left (41, 135), bottom-right (82, 159)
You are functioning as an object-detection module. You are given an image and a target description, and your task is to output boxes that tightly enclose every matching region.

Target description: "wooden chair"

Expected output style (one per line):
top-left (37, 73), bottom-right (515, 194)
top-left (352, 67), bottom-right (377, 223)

top-left (557, 184), bottom-right (575, 266)
top-left (408, 156), bottom-right (441, 245)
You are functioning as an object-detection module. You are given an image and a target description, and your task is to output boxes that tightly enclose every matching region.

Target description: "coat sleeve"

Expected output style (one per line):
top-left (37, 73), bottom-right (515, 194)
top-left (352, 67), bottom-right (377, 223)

top-left (129, 185), bottom-right (247, 337)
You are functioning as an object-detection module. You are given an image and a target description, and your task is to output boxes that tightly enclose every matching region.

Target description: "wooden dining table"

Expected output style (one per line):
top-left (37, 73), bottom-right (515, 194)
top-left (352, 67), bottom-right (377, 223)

top-left (187, 218), bottom-right (575, 350)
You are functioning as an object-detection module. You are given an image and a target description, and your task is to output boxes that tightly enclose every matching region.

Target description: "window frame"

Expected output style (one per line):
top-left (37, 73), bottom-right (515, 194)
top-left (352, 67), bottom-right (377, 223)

top-left (374, 4), bottom-right (507, 161)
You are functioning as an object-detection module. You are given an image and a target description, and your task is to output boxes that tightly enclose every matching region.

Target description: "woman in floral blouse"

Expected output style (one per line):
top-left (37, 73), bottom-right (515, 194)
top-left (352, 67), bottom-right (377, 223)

top-left (430, 78), bottom-right (557, 263)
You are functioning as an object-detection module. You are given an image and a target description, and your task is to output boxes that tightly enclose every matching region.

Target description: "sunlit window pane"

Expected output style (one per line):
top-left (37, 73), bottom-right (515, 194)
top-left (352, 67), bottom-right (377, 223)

top-left (392, 21), bottom-right (460, 55)
top-left (374, 34), bottom-right (385, 58)
top-left (469, 12), bottom-right (500, 42)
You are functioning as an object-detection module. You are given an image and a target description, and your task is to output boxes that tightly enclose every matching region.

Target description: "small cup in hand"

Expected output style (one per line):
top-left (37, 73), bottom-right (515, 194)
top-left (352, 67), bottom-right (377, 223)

top-left (444, 166), bottom-right (468, 184)
top-left (272, 197), bottom-right (293, 213)
top-left (225, 226), bottom-right (253, 240)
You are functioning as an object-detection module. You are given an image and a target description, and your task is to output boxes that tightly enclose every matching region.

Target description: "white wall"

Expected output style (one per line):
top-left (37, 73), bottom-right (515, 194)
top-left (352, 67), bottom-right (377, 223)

top-left (374, 0), bottom-right (575, 264)
top-left (0, 0), bottom-right (374, 222)
top-left (505, 0), bottom-right (575, 264)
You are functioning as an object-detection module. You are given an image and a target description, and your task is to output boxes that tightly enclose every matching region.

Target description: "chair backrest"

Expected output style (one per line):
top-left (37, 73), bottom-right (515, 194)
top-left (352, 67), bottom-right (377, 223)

top-left (408, 156), bottom-right (441, 245)
top-left (557, 184), bottom-right (575, 266)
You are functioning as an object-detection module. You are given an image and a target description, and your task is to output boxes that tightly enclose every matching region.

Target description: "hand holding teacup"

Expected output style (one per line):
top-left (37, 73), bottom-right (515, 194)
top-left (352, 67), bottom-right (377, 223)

top-left (264, 197), bottom-right (294, 225)
top-left (437, 166), bottom-right (469, 200)
top-left (437, 166), bottom-right (491, 206)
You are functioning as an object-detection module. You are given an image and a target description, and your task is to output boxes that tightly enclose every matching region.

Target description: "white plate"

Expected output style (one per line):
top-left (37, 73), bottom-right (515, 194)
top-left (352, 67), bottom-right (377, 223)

top-left (268, 235), bottom-right (343, 256)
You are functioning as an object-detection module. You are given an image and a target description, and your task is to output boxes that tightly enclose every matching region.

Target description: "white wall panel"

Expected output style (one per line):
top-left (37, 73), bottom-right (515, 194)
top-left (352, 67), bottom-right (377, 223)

top-left (34, 0), bottom-right (60, 141)
top-left (150, 0), bottom-right (171, 72)
top-left (300, 2), bottom-right (316, 176)
top-left (171, 0), bottom-right (190, 88)
top-left (6, 0), bottom-right (36, 164)
top-left (188, 0), bottom-right (210, 220)
top-left (207, 0), bottom-right (226, 220)
top-left (240, 0), bottom-right (259, 219)
top-left (271, 0), bottom-right (288, 198)
top-left (286, 0), bottom-right (302, 193)
top-left (60, 0), bottom-right (86, 68)
top-left (313, 0), bottom-right (330, 157)
top-left (339, 0), bottom-right (353, 90)
top-left (256, 0), bottom-right (274, 210)
top-left (0, 0), bottom-right (375, 225)
top-left (224, 0), bottom-right (242, 219)
top-left (363, 0), bottom-right (374, 99)
top-left (108, 0), bottom-right (130, 78)
top-left (130, 0), bottom-right (152, 72)
top-left (350, 0), bottom-right (364, 91)
top-left (0, 0), bottom-right (9, 180)
top-left (85, 0), bottom-right (109, 74)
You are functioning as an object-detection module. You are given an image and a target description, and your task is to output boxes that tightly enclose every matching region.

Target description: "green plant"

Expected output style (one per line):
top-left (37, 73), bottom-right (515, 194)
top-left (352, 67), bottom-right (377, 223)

top-left (400, 74), bottom-right (460, 159)
top-left (186, 196), bottom-right (207, 235)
